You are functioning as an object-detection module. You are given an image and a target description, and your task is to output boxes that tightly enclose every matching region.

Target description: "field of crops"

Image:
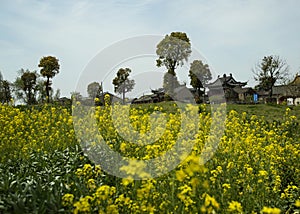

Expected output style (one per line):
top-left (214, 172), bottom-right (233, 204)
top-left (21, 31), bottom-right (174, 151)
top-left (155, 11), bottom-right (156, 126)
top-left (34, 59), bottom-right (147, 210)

top-left (0, 102), bottom-right (299, 213)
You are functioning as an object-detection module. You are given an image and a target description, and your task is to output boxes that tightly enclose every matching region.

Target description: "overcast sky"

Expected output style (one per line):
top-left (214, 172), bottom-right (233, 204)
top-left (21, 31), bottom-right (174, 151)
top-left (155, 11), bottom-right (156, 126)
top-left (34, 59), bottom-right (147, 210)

top-left (1, 0), bottom-right (300, 98)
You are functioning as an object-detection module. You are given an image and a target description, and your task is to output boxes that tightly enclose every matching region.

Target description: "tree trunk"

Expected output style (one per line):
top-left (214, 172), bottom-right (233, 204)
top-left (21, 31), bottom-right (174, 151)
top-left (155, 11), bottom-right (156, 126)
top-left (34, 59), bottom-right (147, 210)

top-left (28, 89), bottom-right (32, 104)
top-left (46, 77), bottom-right (50, 103)
top-left (122, 88), bottom-right (125, 105)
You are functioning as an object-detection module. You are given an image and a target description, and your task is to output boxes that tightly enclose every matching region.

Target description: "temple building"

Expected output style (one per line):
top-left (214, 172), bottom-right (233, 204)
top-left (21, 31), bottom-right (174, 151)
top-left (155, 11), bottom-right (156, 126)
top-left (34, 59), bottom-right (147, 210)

top-left (206, 73), bottom-right (254, 103)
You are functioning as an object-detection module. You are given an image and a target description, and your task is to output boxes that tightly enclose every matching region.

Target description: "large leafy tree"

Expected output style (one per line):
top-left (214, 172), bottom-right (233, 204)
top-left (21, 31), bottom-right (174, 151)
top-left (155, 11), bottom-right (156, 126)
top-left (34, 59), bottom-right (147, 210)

top-left (14, 69), bottom-right (38, 104)
top-left (87, 82), bottom-right (102, 100)
top-left (156, 32), bottom-right (191, 96)
top-left (156, 32), bottom-right (191, 75)
top-left (189, 60), bottom-right (212, 100)
top-left (253, 55), bottom-right (289, 97)
top-left (38, 56), bottom-right (60, 103)
top-left (112, 68), bottom-right (135, 104)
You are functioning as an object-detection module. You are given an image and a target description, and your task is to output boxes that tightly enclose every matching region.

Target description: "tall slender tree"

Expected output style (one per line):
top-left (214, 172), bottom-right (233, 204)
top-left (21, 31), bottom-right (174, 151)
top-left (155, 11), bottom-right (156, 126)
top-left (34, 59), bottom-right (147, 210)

top-left (38, 56), bottom-right (60, 103)
top-left (112, 68), bottom-right (135, 104)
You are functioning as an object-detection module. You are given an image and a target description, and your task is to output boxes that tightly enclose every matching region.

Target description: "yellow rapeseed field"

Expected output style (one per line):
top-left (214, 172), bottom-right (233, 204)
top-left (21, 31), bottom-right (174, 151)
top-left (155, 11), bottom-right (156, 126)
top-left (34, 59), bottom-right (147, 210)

top-left (0, 102), bottom-right (299, 213)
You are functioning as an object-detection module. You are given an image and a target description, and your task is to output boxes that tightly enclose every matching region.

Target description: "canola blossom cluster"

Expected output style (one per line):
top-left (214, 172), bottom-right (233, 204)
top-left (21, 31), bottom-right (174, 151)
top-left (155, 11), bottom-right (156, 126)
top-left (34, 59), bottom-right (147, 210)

top-left (0, 103), bottom-right (299, 213)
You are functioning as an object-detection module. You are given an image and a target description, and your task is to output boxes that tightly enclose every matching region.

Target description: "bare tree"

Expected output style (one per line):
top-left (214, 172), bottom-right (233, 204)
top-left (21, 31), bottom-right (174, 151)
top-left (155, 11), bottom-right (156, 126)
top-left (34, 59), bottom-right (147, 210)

top-left (253, 55), bottom-right (289, 97)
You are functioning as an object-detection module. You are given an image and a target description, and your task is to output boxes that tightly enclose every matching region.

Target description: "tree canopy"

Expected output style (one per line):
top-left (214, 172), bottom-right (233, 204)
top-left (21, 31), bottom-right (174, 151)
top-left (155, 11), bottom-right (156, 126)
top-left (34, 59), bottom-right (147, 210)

top-left (87, 82), bottom-right (102, 100)
top-left (189, 60), bottom-right (212, 95)
top-left (14, 69), bottom-right (38, 105)
top-left (253, 55), bottom-right (289, 97)
top-left (38, 56), bottom-right (60, 103)
top-left (112, 68), bottom-right (135, 104)
top-left (156, 32), bottom-right (191, 75)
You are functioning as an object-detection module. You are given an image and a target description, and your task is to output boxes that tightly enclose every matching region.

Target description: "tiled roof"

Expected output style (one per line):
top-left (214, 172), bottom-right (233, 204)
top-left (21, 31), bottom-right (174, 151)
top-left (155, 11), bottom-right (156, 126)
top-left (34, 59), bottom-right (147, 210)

top-left (233, 87), bottom-right (255, 94)
top-left (207, 74), bottom-right (247, 88)
top-left (289, 74), bottom-right (300, 85)
top-left (273, 85), bottom-right (300, 97)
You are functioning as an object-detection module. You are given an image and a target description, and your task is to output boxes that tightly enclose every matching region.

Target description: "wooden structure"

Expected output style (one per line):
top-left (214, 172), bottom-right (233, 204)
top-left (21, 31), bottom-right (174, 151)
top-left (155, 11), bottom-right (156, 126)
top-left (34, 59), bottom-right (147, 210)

top-left (207, 73), bottom-right (248, 103)
top-left (131, 88), bottom-right (165, 104)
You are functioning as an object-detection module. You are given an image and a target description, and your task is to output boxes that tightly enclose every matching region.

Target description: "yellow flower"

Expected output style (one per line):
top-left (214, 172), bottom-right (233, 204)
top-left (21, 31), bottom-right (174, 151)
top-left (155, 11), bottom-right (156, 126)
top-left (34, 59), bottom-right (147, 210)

top-left (94, 165), bottom-right (102, 176)
top-left (119, 159), bottom-right (150, 179)
top-left (261, 206), bottom-right (281, 214)
top-left (222, 183), bottom-right (231, 193)
top-left (121, 177), bottom-right (134, 186)
top-left (106, 204), bottom-right (119, 214)
top-left (247, 167), bottom-right (253, 174)
top-left (61, 193), bottom-right (74, 207)
top-left (216, 165), bottom-right (223, 173)
top-left (115, 194), bottom-right (132, 207)
top-left (87, 178), bottom-right (96, 190)
top-left (203, 193), bottom-right (220, 210)
top-left (94, 185), bottom-right (116, 201)
top-left (258, 170), bottom-right (268, 177)
top-left (73, 196), bottom-right (93, 214)
top-left (175, 169), bottom-right (186, 182)
top-left (228, 201), bottom-right (243, 213)
top-left (120, 142), bottom-right (127, 152)
top-left (227, 161), bottom-right (234, 169)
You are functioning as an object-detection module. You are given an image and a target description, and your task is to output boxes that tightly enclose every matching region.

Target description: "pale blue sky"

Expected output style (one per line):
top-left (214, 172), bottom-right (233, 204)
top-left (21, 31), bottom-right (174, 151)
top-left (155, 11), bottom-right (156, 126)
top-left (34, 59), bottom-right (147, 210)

top-left (1, 0), bottom-right (300, 97)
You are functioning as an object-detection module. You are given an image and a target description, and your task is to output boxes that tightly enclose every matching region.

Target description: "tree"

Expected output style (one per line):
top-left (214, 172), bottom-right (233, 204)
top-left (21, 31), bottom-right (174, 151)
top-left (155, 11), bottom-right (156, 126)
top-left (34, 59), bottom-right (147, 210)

top-left (253, 55), bottom-right (289, 97)
top-left (189, 60), bottom-right (212, 101)
top-left (38, 56), bottom-right (60, 103)
top-left (2, 80), bottom-right (12, 104)
top-left (22, 72), bottom-right (37, 104)
top-left (156, 32), bottom-right (191, 96)
top-left (156, 32), bottom-right (191, 75)
top-left (0, 72), bottom-right (4, 102)
top-left (112, 68), bottom-right (135, 104)
top-left (53, 89), bottom-right (61, 101)
top-left (14, 69), bottom-right (38, 104)
top-left (35, 79), bottom-right (47, 103)
top-left (0, 72), bottom-right (12, 104)
top-left (87, 82), bottom-right (102, 100)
